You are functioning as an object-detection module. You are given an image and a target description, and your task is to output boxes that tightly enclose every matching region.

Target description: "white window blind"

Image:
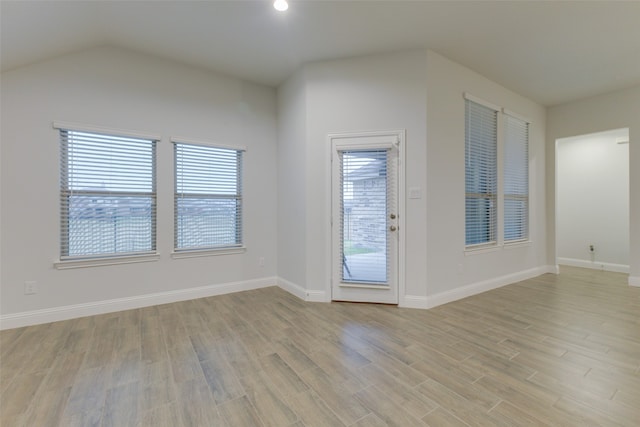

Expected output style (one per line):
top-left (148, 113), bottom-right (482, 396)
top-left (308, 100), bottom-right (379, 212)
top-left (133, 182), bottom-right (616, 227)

top-left (59, 129), bottom-right (157, 259)
top-left (340, 149), bottom-right (390, 284)
top-left (504, 114), bottom-right (529, 242)
top-left (174, 142), bottom-right (243, 251)
top-left (465, 99), bottom-right (498, 247)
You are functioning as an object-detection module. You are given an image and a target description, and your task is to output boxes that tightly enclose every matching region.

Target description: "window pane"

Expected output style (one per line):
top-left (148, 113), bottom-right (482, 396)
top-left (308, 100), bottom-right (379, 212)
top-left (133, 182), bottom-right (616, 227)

top-left (465, 196), bottom-right (496, 245)
top-left (504, 198), bottom-right (527, 241)
top-left (504, 115), bottom-right (529, 241)
top-left (465, 99), bottom-right (497, 246)
top-left (60, 128), bottom-right (157, 259)
top-left (176, 144), bottom-right (239, 195)
top-left (67, 195), bottom-right (154, 256)
top-left (64, 131), bottom-right (154, 192)
top-left (340, 150), bottom-right (388, 284)
top-left (176, 197), bottom-right (241, 249)
top-left (174, 142), bottom-right (243, 251)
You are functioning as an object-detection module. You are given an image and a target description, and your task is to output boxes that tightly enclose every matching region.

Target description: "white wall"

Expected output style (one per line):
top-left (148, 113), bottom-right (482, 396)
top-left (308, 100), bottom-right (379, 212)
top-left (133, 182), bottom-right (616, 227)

top-left (424, 51), bottom-right (549, 302)
top-left (2, 44), bottom-right (572, 325)
top-left (556, 129), bottom-right (629, 271)
top-left (277, 69), bottom-right (307, 289)
top-left (0, 47), bottom-right (278, 321)
top-left (303, 51), bottom-right (429, 302)
top-left (547, 85), bottom-right (640, 285)
top-left (277, 50), bottom-right (549, 307)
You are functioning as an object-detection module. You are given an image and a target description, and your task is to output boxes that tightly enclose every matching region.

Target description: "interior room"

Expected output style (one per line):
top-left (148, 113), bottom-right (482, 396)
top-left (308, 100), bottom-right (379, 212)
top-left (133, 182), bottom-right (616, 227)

top-left (1, 1), bottom-right (639, 426)
top-left (556, 128), bottom-right (630, 273)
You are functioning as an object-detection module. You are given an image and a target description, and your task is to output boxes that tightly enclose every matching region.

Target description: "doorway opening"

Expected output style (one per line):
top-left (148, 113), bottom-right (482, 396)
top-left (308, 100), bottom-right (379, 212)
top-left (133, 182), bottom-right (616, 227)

top-left (555, 128), bottom-right (630, 273)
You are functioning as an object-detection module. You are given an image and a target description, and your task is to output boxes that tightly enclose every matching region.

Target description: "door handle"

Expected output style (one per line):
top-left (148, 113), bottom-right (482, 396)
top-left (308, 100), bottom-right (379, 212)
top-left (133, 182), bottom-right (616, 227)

top-left (389, 225), bottom-right (397, 232)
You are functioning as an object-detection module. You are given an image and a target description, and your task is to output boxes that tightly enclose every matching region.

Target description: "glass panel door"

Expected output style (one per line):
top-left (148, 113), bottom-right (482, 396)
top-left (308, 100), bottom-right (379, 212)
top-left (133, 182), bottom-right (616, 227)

top-left (331, 132), bottom-right (400, 304)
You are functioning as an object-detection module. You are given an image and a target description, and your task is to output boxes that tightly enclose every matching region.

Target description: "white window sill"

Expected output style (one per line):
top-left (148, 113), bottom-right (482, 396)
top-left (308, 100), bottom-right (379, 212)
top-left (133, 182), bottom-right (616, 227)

top-left (464, 244), bottom-right (500, 256)
top-left (54, 253), bottom-right (160, 270)
top-left (465, 239), bottom-right (532, 256)
top-left (171, 246), bottom-right (246, 259)
top-left (503, 240), bottom-right (532, 249)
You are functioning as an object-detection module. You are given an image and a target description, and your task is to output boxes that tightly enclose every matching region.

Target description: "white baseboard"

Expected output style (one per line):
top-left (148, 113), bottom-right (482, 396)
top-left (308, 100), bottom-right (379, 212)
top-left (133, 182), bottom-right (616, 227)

top-left (277, 277), bottom-right (307, 300)
top-left (546, 264), bottom-right (560, 274)
top-left (279, 267), bottom-right (554, 310)
top-left (277, 277), bottom-right (327, 302)
top-left (0, 277), bottom-right (277, 330)
top-left (400, 295), bottom-right (429, 309)
top-left (629, 276), bottom-right (640, 287)
top-left (426, 266), bottom-right (550, 309)
top-left (557, 257), bottom-right (630, 274)
top-left (306, 290), bottom-right (328, 302)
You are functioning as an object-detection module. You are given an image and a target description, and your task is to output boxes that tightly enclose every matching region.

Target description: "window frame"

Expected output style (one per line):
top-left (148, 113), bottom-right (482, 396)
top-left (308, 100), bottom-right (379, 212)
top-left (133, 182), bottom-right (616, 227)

top-left (464, 95), bottom-right (499, 249)
top-left (463, 95), bottom-right (531, 252)
top-left (171, 138), bottom-right (246, 258)
top-left (503, 110), bottom-right (530, 244)
top-left (54, 122), bottom-right (160, 268)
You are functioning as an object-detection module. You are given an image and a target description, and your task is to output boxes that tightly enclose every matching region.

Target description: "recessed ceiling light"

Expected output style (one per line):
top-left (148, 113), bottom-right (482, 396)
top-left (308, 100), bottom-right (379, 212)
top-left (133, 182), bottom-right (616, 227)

top-left (274, 0), bottom-right (288, 12)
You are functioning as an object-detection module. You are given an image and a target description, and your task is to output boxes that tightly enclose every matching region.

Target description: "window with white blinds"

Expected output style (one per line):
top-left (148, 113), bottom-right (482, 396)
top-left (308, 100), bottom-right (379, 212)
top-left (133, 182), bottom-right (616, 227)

top-left (504, 114), bottom-right (529, 242)
top-left (465, 99), bottom-right (498, 247)
top-left (340, 149), bottom-right (389, 284)
top-left (173, 141), bottom-right (243, 251)
top-left (59, 128), bottom-right (157, 259)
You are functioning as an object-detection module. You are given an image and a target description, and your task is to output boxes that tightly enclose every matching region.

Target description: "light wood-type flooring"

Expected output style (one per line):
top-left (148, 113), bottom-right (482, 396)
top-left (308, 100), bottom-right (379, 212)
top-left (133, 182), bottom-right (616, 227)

top-left (1, 266), bottom-right (639, 426)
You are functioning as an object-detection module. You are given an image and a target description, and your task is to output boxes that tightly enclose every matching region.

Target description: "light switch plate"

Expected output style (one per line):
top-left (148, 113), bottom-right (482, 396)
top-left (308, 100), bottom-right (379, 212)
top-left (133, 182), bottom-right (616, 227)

top-left (408, 187), bottom-right (422, 199)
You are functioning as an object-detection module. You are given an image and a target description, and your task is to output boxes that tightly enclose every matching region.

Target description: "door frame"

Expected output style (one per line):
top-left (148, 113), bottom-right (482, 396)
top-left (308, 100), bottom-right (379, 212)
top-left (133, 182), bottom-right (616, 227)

top-left (326, 129), bottom-right (406, 303)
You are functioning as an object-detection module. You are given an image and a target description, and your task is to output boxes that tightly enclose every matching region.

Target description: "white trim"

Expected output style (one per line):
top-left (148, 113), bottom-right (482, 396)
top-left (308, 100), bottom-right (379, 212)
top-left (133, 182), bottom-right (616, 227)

top-left (0, 277), bottom-right (276, 330)
top-left (277, 277), bottom-right (328, 302)
top-left (305, 290), bottom-right (328, 303)
top-left (502, 108), bottom-right (531, 124)
top-left (464, 240), bottom-right (532, 255)
top-left (171, 247), bottom-right (246, 259)
top-left (54, 253), bottom-right (160, 270)
top-left (171, 137), bottom-right (247, 152)
top-left (328, 130), bottom-right (401, 146)
top-left (339, 283), bottom-right (390, 290)
top-left (397, 130), bottom-right (407, 308)
top-left (557, 258), bottom-right (630, 274)
top-left (496, 110), bottom-right (505, 244)
top-left (400, 295), bottom-right (429, 309)
top-left (426, 266), bottom-right (550, 309)
top-left (547, 264), bottom-right (560, 274)
top-left (277, 277), bottom-right (307, 300)
top-left (464, 244), bottom-right (500, 256)
top-left (463, 93), bottom-right (500, 112)
top-left (503, 240), bottom-right (532, 249)
top-left (629, 276), bottom-right (640, 287)
top-left (53, 121), bottom-right (161, 141)
top-left (333, 142), bottom-right (395, 151)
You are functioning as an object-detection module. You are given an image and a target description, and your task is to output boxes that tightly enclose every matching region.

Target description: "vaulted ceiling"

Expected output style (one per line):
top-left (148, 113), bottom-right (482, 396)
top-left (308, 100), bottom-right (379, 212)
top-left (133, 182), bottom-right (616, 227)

top-left (2, 1), bottom-right (640, 106)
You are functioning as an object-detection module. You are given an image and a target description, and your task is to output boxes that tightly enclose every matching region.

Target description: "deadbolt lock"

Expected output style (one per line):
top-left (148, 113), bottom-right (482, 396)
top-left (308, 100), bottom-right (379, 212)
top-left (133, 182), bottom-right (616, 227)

top-left (390, 213), bottom-right (396, 219)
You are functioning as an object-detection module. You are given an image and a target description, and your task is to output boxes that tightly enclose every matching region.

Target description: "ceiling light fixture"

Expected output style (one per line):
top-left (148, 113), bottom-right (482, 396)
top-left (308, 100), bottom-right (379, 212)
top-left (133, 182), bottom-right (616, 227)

top-left (274, 0), bottom-right (288, 12)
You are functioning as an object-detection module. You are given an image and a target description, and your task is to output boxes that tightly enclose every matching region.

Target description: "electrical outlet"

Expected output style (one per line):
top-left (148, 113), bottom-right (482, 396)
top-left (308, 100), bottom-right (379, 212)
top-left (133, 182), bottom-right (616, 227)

top-left (258, 257), bottom-right (265, 267)
top-left (24, 281), bottom-right (38, 295)
top-left (589, 244), bottom-right (595, 253)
